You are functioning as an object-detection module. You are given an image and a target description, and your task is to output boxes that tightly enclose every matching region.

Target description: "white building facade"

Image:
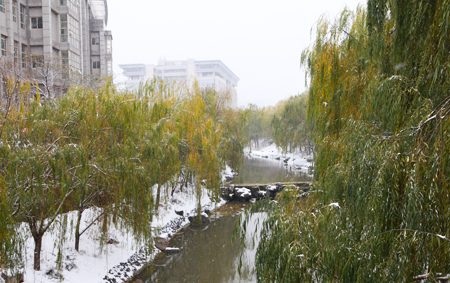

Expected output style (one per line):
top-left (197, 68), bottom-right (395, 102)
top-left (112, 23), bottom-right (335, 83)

top-left (0, 0), bottom-right (112, 79)
top-left (119, 59), bottom-right (239, 108)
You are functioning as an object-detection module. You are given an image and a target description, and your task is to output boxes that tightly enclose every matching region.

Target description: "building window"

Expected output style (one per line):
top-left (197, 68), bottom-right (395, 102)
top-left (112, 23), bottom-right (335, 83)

top-left (12, 1), bottom-right (17, 22)
top-left (69, 51), bottom-right (80, 71)
top-left (14, 41), bottom-right (18, 63)
top-left (1, 35), bottom-right (6, 56)
top-left (60, 0), bottom-right (79, 12)
top-left (164, 69), bottom-right (186, 73)
top-left (68, 15), bottom-right (79, 48)
top-left (92, 61), bottom-right (100, 69)
top-left (31, 17), bottom-right (43, 29)
top-left (91, 37), bottom-right (99, 45)
top-left (0, 0), bottom-right (4, 13)
top-left (32, 55), bottom-right (44, 68)
top-left (61, 50), bottom-right (69, 78)
top-left (106, 38), bottom-right (112, 54)
top-left (20, 5), bottom-right (25, 29)
top-left (61, 50), bottom-right (68, 66)
top-left (21, 44), bottom-right (26, 68)
top-left (106, 59), bottom-right (112, 76)
top-left (61, 14), bottom-right (80, 48)
top-left (60, 14), bottom-right (68, 42)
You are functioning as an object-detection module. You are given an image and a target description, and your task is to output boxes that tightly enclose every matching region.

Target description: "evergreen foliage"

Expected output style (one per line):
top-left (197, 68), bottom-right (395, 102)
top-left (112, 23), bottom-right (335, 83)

top-left (247, 1), bottom-right (450, 282)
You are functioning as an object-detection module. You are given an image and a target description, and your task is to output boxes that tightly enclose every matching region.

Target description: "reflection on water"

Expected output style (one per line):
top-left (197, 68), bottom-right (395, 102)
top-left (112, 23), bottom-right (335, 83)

top-left (134, 157), bottom-right (299, 282)
top-left (134, 204), bottom-right (265, 283)
top-left (233, 156), bottom-right (309, 184)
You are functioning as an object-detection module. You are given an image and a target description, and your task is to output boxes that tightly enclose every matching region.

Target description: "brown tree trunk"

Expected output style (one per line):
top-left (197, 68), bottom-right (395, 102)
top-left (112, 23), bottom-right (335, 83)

top-left (155, 183), bottom-right (160, 210)
top-left (33, 233), bottom-right (43, 271)
top-left (75, 209), bottom-right (83, 252)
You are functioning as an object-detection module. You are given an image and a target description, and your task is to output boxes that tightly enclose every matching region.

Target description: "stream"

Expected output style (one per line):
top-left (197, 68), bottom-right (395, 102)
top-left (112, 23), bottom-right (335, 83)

top-left (133, 157), bottom-right (306, 283)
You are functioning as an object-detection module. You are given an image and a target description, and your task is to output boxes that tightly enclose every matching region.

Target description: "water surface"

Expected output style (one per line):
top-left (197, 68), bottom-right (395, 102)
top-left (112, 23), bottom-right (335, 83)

top-left (134, 204), bottom-right (265, 283)
top-left (233, 156), bottom-right (310, 184)
top-left (133, 157), bottom-right (301, 282)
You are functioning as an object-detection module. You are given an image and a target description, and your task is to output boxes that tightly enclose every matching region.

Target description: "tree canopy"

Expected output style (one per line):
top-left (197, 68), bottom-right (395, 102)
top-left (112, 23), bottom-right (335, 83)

top-left (0, 79), bottom-right (245, 271)
top-left (249, 1), bottom-right (450, 281)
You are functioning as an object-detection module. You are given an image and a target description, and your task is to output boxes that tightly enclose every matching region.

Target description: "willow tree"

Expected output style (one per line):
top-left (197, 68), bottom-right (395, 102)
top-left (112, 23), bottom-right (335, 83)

top-left (271, 93), bottom-right (311, 154)
top-left (0, 76), bottom-right (246, 272)
top-left (175, 83), bottom-right (224, 222)
top-left (248, 2), bottom-right (450, 282)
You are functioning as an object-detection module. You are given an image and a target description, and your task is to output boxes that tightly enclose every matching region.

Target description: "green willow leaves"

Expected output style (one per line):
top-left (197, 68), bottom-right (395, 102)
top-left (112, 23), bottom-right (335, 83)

top-left (252, 1), bottom-right (450, 282)
top-left (0, 79), bottom-right (244, 271)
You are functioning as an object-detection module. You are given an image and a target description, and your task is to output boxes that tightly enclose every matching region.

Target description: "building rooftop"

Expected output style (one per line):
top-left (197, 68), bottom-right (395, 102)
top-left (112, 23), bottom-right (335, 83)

top-left (88, 0), bottom-right (108, 25)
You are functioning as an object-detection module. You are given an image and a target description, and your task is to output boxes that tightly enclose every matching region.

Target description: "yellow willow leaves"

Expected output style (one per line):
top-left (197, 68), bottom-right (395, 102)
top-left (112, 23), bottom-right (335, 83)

top-left (0, 77), bottom-right (244, 269)
top-left (253, 2), bottom-right (450, 282)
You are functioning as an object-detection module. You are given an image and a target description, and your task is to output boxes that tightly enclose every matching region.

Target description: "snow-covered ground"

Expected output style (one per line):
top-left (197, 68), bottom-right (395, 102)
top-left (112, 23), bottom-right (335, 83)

top-left (245, 142), bottom-right (314, 175)
top-left (3, 143), bottom-right (312, 283)
top-left (3, 177), bottom-right (228, 283)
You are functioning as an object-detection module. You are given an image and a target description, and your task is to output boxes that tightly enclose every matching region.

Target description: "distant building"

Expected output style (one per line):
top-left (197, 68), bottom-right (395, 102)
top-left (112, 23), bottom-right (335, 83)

top-left (119, 59), bottom-right (239, 108)
top-left (0, 0), bottom-right (113, 95)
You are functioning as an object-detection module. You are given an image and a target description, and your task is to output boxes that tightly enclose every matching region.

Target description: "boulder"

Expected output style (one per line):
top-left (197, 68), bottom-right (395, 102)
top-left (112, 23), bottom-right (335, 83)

top-left (267, 185), bottom-right (278, 198)
top-left (250, 186), bottom-right (259, 198)
top-left (107, 238), bottom-right (120, 245)
top-left (65, 262), bottom-right (76, 271)
top-left (235, 187), bottom-right (252, 202)
top-left (221, 186), bottom-right (235, 201)
top-left (257, 190), bottom-right (267, 198)
top-left (164, 247), bottom-right (181, 254)
top-left (155, 237), bottom-right (169, 251)
top-left (188, 213), bottom-right (210, 226)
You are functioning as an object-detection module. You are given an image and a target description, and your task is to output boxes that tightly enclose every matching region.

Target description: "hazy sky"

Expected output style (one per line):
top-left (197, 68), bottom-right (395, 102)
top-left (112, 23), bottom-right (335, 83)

top-left (108, 0), bottom-right (364, 108)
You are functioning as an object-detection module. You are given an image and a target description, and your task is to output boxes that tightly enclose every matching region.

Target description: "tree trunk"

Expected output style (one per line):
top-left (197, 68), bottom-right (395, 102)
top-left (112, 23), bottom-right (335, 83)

top-left (75, 209), bottom-right (83, 252)
top-left (155, 183), bottom-right (160, 210)
top-left (33, 233), bottom-right (43, 271)
top-left (196, 178), bottom-right (202, 224)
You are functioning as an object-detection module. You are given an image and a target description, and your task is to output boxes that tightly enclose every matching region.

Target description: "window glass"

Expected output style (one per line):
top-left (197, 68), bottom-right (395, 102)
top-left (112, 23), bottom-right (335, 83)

top-left (20, 5), bottom-right (25, 29)
top-left (12, 1), bottom-right (17, 22)
top-left (93, 61), bottom-right (100, 69)
top-left (1, 35), bottom-right (6, 56)
top-left (14, 41), bottom-right (18, 62)
top-left (61, 50), bottom-right (69, 66)
top-left (91, 37), bottom-right (99, 45)
top-left (31, 17), bottom-right (43, 29)
top-left (69, 51), bottom-right (80, 71)
top-left (21, 44), bottom-right (26, 67)
top-left (106, 38), bottom-right (112, 54)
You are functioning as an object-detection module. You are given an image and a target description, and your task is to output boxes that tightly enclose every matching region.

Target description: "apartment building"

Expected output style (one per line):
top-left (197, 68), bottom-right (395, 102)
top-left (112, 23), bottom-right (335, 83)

top-left (119, 59), bottom-right (239, 108)
top-left (0, 0), bottom-right (112, 94)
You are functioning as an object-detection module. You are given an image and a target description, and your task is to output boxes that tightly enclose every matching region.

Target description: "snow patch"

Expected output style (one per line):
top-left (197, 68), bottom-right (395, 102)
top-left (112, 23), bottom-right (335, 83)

top-left (11, 183), bottom-right (226, 283)
top-left (328, 202), bottom-right (340, 208)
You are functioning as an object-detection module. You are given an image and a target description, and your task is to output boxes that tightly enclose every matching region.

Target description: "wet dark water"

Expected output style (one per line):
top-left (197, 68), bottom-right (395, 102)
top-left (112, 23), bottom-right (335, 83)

top-left (133, 157), bottom-right (300, 283)
top-left (134, 204), bottom-right (265, 283)
top-left (233, 156), bottom-right (310, 184)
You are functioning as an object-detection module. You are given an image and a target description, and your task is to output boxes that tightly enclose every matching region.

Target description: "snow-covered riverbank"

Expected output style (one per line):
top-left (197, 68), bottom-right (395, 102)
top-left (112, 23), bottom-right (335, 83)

top-left (245, 142), bottom-right (313, 175)
top-left (4, 179), bottom-right (227, 283)
top-left (3, 143), bottom-right (312, 283)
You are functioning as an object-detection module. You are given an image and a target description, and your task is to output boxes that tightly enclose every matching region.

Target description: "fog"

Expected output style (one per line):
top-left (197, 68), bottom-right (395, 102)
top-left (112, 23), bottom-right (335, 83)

top-left (108, 0), bottom-right (364, 107)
